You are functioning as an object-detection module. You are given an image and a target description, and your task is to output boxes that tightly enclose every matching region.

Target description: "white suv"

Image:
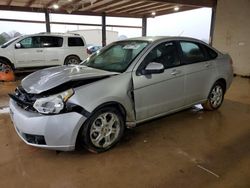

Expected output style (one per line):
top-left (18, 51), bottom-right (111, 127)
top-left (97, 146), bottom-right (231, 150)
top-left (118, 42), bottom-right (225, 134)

top-left (0, 33), bottom-right (88, 71)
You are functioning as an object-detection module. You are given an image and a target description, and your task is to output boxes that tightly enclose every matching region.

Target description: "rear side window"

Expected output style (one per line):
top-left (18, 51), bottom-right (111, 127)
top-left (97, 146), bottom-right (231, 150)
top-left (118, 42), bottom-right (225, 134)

top-left (204, 45), bottom-right (218, 60)
top-left (180, 42), bottom-right (206, 64)
top-left (68, 37), bottom-right (84, 47)
top-left (40, 36), bottom-right (63, 48)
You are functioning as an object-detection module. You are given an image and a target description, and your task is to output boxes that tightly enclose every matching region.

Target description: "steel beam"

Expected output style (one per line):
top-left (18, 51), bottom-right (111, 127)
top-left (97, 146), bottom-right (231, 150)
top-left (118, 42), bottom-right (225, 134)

top-left (209, 0), bottom-right (217, 45)
top-left (102, 13), bottom-right (106, 47)
top-left (142, 16), bottom-right (147, 36)
top-left (45, 9), bottom-right (51, 33)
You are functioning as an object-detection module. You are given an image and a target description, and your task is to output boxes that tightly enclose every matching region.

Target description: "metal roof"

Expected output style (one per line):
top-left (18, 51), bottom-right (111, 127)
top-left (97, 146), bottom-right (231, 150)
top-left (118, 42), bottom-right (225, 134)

top-left (0, 0), bottom-right (216, 18)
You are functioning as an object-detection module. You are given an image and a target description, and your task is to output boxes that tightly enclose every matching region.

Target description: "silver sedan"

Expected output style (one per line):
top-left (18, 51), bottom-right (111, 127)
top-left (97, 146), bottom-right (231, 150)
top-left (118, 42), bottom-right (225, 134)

top-left (9, 36), bottom-right (233, 153)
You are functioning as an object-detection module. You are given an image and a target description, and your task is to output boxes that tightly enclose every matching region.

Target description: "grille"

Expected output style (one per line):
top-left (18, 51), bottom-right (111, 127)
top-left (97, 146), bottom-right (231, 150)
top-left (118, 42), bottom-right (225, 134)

top-left (9, 87), bottom-right (37, 112)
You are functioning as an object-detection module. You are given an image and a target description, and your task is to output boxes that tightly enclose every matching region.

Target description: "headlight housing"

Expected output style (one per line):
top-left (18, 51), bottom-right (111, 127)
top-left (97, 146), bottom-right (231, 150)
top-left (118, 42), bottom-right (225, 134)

top-left (33, 89), bottom-right (74, 114)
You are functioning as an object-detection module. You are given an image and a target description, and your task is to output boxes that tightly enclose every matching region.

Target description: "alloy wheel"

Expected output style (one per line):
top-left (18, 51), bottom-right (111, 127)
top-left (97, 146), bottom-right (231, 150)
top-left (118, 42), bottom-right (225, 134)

top-left (209, 85), bottom-right (223, 108)
top-left (90, 112), bottom-right (120, 148)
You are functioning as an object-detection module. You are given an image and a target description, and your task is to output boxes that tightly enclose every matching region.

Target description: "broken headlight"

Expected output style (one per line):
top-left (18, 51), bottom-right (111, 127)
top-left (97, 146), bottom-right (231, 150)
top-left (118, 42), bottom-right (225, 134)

top-left (33, 89), bottom-right (74, 114)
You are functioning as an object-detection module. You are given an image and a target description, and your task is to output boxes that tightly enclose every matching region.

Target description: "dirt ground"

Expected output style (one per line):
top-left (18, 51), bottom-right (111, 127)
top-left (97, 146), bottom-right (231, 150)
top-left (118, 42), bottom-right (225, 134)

top-left (0, 76), bottom-right (249, 188)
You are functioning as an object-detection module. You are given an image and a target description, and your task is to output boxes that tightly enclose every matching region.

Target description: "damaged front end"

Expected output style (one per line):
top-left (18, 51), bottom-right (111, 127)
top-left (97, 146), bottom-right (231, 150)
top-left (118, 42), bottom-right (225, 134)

top-left (9, 86), bottom-right (72, 115)
top-left (9, 76), bottom-right (110, 116)
top-left (9, 86), bottom-right (38, 113)
top-left (9, 64), bottom-right (118, 115)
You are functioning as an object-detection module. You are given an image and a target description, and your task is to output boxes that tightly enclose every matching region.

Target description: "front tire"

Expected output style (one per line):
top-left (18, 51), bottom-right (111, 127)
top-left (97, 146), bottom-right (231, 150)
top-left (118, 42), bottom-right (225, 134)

top-left (78, 107), bottom-right (125, 153)
top-left (0, 59), bottom-right (13, 72)
top-left (202, 82), bottom-right (225, 110)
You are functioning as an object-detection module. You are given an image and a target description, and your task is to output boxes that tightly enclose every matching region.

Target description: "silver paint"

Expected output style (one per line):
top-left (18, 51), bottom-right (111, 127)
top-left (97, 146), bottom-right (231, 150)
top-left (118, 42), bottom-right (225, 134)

top-left (10, 36), bottom-right (234, 151)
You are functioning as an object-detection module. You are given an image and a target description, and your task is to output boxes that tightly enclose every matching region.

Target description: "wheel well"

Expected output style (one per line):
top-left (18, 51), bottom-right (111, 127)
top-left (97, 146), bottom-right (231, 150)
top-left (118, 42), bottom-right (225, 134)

top-left (64, 55), bottom-right (81, 64)
top-left (216, 78), bottom-right (227, 92)
top-left (0, 56), bottom-right (15, 70)
top-left (74, 101), bottom-right (127, 151)
top-left (92, 102), bottom-right (127, 121)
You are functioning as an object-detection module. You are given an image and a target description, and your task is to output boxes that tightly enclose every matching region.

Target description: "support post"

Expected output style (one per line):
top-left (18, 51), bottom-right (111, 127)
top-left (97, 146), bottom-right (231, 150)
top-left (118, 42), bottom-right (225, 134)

top-left (45, 9), bottom-right (51, 33)
top-left (102, 13), bottom-right (106, 47)
top-left (142, 16), bottom-right (147, 36)
top-left (209, 1), bottom-right (217, 45)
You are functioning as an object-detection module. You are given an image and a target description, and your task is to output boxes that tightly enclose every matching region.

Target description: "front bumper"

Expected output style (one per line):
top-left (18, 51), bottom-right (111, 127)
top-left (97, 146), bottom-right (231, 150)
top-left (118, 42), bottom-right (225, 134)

top-left (9, 99), bottom-right (87, 151)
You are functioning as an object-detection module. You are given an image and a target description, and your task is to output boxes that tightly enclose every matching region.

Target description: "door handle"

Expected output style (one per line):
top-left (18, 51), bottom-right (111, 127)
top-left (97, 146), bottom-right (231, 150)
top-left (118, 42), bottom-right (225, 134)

top-left (171, 69), bottom-right (181, 76)
top-left (36, 50), bottom-right (43, 53)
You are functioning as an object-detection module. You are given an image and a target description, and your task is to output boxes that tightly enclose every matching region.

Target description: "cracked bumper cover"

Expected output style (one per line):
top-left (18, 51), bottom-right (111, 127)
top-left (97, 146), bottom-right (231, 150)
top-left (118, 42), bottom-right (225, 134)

top-left (9, 99), bottom-right (87, 151)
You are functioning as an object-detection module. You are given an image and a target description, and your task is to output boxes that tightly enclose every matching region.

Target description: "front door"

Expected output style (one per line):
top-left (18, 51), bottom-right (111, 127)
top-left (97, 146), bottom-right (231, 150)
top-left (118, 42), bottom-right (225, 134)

top-left (14, 36), bottom-right (45, 68)
top-left (132, 41), bottom-right (185, 121)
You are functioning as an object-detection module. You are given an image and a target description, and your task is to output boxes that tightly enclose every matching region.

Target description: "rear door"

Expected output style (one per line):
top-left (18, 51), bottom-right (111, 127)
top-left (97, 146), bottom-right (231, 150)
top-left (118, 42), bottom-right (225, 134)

top-left (132, 41), bottom-right (186, 121)
top-left (14, 36), bottom-right (45, 67)
top-left (178, 41), bottom-right (216, 105)
top-left (67, 37), bottom-right (87, 61)
top-left (41, 36), bottom-right (64, 66)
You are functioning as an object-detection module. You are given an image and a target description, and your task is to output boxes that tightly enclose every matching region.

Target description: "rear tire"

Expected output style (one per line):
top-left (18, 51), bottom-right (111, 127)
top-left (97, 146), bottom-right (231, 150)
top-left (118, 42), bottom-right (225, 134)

top-left (64, 55), bottom-right (81, 65)
top-left (202, 81), bottom-right (225, 110)
top-left (77, 107), bottom-right (125, 153)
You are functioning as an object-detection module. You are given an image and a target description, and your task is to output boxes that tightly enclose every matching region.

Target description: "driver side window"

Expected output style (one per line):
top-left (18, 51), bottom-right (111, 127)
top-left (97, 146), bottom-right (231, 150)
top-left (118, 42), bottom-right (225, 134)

top-left (19, 36), bottom-right (41, 48)
top-left (142, 41), bottom-right (180, 69)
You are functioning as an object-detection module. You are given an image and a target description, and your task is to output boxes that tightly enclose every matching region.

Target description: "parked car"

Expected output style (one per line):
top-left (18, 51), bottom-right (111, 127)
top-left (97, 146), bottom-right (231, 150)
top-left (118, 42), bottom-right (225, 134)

top-left (0, 33), bottom-right (88, 71)
top-left (87, 45), bottom-right (102, 55)
top-left (9, 36), bottom-right (233, 153)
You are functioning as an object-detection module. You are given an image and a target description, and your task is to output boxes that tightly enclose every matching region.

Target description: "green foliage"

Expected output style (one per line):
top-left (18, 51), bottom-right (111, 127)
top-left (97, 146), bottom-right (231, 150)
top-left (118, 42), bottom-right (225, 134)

top-left (0, 35), bottom-right (7, 45)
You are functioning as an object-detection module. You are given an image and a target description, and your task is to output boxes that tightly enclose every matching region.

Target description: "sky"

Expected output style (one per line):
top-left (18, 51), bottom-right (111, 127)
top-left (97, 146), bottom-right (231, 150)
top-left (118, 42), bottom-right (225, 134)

top-left (0, 8), bottom-right (212, 43)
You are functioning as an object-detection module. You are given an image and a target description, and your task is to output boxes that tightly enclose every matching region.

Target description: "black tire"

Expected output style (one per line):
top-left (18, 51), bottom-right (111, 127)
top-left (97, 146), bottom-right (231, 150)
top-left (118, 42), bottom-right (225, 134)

top-left (77, 107), bottom-right (125, 153)
top-left (0, 59), bottom-right (14, 73)
top-left (64, 55), bottom-right (81, 65)
top-left (202, 81), bottom-right (225, 111)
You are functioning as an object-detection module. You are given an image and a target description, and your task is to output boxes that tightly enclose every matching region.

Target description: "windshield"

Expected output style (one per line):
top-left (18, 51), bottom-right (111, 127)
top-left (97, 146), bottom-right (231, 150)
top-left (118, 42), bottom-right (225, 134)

top-left (82, 41), bottom-right (149, 72)
top-left (1, 36), bottom-right (21, 48)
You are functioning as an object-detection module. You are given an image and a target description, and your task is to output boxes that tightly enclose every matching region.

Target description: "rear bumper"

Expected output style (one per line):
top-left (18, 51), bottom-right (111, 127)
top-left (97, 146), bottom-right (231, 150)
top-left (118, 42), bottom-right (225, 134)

top-left (9, 99), bottom-right (87, 151)
top-left (226, 65), bottom-right (234, 90)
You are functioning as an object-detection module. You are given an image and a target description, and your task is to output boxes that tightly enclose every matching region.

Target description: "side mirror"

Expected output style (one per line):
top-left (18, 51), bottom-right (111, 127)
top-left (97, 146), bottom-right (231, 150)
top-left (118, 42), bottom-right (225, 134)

top-left (141, 62), bottom-right (164, 75)
top-left (15, 43), bottom-right (21, 49)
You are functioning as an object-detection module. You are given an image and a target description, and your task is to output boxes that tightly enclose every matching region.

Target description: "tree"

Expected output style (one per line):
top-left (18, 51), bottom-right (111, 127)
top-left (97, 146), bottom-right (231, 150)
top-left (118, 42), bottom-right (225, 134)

top-left (0, 35), bottom-right (7, 45)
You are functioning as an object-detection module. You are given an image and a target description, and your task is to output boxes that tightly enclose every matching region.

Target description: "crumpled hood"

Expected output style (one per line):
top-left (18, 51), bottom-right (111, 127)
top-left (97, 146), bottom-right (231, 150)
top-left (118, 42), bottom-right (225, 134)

top-left (21, 65), bottom-right (119, 94)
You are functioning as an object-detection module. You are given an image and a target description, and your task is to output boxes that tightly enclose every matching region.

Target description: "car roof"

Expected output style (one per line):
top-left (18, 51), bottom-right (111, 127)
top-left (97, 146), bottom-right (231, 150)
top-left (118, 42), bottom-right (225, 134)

top-left (20, 32), bottom-right (82, 38)
top-left (121, 36), bottom-right (207, 44)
